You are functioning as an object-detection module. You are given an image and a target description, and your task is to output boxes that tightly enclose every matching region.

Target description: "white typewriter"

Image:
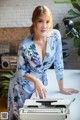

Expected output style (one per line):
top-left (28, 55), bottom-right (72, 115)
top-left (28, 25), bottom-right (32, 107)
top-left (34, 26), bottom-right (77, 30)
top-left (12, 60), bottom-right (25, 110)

top-left (19, 98), bottom-right (75, 120)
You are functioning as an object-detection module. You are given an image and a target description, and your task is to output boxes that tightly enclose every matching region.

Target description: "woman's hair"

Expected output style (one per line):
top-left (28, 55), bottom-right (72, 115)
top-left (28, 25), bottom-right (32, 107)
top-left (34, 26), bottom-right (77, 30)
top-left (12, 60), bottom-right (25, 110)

top-left (30, 5), bottom-right (53, 34)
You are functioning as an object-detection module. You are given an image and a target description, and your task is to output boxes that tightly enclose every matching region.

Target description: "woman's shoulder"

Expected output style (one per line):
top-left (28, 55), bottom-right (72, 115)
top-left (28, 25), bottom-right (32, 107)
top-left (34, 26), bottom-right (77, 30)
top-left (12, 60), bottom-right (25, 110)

top-left (19, 34), bottom-right (33, 48)
top-left (47, 29), bottom-right (61, 40)
top-left (47, 29), bottom-right (61, 36)
top-left (53, 29), bottom-right (61, 34)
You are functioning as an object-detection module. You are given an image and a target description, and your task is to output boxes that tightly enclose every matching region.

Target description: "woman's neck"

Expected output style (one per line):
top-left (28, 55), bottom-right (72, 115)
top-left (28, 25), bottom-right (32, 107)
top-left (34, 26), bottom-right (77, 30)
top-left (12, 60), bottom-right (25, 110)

top-left (34, 34), bottom-right (47, 42)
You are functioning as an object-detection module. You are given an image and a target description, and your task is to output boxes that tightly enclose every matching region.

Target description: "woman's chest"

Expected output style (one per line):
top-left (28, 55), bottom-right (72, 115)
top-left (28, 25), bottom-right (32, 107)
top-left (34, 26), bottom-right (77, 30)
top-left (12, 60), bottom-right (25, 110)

top-left (34, 40), bottom-right (47, 62)
top-left (24, 40), bottom-right (56, 65)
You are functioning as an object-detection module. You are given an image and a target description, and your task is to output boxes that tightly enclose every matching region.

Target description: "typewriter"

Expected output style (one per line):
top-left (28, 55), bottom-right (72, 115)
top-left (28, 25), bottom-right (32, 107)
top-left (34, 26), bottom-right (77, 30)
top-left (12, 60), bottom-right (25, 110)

top-left (19, 98), bottom-right (75, 120)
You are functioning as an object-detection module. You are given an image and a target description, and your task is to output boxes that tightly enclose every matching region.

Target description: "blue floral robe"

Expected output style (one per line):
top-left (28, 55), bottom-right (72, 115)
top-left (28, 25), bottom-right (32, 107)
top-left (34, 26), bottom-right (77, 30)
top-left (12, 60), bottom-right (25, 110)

top-left (8, 29), bottom-right (64, 120)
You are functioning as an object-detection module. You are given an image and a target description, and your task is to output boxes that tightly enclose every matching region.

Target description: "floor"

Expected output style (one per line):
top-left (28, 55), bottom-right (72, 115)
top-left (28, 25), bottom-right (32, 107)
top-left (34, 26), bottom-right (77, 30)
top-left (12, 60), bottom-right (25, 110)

top-left (0, 99), bottom-right (8, 120)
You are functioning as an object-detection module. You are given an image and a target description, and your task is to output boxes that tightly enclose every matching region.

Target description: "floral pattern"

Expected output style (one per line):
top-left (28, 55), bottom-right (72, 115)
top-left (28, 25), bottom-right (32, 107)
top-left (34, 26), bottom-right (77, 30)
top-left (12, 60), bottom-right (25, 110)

top-left (8, 29), bottom-right (64, 120)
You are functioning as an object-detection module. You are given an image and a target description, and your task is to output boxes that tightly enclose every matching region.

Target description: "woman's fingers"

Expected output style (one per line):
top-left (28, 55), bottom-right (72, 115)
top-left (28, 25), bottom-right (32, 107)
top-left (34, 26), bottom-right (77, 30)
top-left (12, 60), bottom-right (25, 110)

top-left (60, 88), bottom-right (80, 94)
top-left (34, 79), bottom-right (47, 99)
top-left (35, 89), bottom-right (38, 97)
top-left (39, 88), bottom-right (46, 99)
top-left (39, 89), bottom-right (44, 99)
top-left (42, 87), bottom-right (47, 98)
top-left (36, 86), bottom-right (47, 99)
top-left (68, 88), bottom-right (79, 93)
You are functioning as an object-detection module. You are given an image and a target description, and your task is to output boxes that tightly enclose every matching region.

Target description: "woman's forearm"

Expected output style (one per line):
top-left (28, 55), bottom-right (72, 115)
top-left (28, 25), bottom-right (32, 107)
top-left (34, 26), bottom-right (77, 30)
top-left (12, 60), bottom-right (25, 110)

top-left (58, 80), bottom-right (64, 91)
top-left (25, 74), bottom-right (38, 84)
top-left (58, 79), bottom-right (79, 94)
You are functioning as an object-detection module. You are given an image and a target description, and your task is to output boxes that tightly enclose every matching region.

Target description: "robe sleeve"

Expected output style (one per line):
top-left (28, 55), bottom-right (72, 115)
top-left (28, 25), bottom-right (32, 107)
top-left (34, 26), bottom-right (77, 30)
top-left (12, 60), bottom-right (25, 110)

top-left (16, 42), bottom-right (28, 78)
top-left (54, 30), bottom-right (64, 80)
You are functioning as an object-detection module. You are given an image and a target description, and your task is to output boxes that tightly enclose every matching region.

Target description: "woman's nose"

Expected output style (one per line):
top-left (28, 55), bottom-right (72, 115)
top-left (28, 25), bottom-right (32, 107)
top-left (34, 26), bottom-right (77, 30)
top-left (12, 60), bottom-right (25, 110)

top-left (43, 22), bottom-right (47, 28)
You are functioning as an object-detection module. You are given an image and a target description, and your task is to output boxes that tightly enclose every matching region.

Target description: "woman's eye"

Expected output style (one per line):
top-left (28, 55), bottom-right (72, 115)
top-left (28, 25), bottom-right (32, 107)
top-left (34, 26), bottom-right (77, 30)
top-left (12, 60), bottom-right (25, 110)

top-left (46, 21), bottom-right (50, 23)
top-left (37, 20), bottom-right (50, 24)
top-left (38, 20), bottom-right (43, 23)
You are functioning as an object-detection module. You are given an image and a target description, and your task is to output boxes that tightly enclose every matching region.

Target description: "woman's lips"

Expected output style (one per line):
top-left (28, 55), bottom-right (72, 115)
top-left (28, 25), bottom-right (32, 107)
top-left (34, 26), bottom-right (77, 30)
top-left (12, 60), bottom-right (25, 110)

top-left (41, 30), bottom-right (47, 32)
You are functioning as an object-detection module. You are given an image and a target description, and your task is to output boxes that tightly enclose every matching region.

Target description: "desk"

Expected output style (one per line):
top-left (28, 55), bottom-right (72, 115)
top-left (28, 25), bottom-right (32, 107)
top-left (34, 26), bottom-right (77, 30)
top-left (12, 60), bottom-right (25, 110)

top-left (31, 69), bottom-right (80, 120)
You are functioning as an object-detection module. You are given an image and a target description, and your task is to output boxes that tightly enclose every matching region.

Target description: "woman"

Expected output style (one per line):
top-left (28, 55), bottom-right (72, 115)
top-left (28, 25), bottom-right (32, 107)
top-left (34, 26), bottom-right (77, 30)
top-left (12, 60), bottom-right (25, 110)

top-left (8, 5), bottom-right (79, 120)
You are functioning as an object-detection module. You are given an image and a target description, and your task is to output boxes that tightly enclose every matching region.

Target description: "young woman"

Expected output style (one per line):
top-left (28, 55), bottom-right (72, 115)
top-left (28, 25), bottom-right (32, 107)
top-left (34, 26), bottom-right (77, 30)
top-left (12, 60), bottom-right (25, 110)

top-left (8, 5), bottom-right (79, 120)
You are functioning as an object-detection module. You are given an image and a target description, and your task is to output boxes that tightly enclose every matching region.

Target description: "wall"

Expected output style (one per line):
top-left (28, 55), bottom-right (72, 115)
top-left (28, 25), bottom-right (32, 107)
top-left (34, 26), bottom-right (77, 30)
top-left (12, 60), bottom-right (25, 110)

top-left (0, 27), bottom-right (30, 53)
top-left (0, 0), bottom-right (74, 35)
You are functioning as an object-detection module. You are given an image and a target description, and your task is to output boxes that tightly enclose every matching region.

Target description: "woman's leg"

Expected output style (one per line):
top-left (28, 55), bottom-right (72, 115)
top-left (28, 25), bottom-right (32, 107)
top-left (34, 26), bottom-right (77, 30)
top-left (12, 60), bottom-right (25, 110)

top-left (8, 78), bottom-right (34, 120)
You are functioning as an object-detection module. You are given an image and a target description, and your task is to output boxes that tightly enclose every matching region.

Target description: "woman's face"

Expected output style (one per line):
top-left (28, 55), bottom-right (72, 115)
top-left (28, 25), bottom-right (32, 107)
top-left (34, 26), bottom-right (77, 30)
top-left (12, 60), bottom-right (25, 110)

top-left (33, 14), bottom-right (51, 38)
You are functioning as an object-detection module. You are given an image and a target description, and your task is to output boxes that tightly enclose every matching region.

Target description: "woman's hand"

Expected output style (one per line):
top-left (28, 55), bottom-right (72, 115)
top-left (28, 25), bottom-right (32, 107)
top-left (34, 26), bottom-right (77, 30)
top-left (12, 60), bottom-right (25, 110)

top-left (34, 79), bottom-right (47, 99)
top-left (25, 74), bottom-right (47, 98)
top-left (58, 80), bottom-right (80, 95)
top-left (60, 88), bottom-right (79, 94)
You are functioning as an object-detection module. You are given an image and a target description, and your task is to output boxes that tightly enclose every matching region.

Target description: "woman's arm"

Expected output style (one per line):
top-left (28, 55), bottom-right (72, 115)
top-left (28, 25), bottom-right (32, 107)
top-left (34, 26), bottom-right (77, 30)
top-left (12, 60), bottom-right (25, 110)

top-left (25, 74), bottom-right (47, 98)
top-left (54, 30), bottom-right (79, 94)
top-left (54, 30), bottom-right (64, 82)
top-left (17, 41), bottom-right (46, 98)
top-left (58, 80), bottom-right (79, 94)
